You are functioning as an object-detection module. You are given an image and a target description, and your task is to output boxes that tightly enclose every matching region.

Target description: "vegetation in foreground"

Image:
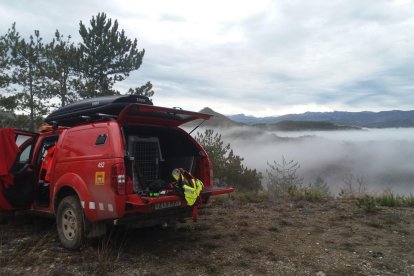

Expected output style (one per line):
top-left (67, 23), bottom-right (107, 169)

top-left (1, 194), bottom-right (413, 275)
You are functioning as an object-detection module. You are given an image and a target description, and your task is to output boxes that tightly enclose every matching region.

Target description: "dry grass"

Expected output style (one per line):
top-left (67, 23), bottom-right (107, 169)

top-left (0, 198), bottom-right (413, 275)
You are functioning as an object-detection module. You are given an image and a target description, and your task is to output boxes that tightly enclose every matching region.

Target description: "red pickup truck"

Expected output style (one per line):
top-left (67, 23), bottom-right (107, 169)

top-left (0, 95), bottom-right (233, 249)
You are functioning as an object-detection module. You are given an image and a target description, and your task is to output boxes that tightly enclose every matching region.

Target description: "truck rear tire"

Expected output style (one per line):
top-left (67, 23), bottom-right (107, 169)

top-left (56, 196), bottom-right (85, 250)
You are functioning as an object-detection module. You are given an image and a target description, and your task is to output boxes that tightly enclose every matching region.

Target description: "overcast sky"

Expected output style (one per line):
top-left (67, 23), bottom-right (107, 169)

top-left (1, 0), bottom-right (414, 116)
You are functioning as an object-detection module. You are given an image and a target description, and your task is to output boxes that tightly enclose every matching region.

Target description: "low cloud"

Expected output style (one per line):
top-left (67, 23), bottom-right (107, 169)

top-left (193, 127), bottom-right (414, 195)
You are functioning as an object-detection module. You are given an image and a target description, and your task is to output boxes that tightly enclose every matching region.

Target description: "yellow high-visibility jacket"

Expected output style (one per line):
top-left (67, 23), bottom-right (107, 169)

top-left (173, 168), bottom-right (204, 206)
top-left (183, 178), bottom-right (203, 206)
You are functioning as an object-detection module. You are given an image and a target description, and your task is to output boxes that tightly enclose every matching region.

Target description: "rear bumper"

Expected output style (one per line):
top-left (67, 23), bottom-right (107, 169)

top-left (119, 187), bottom-right (234, 217)
top-left (125, 186), bottom-right (234, 207)
top-left (118, 186), bottom-right (234, 223)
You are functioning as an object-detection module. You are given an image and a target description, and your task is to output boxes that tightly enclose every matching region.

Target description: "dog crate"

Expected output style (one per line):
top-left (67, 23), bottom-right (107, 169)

top-left (128, 136), bottom-right (164, 190)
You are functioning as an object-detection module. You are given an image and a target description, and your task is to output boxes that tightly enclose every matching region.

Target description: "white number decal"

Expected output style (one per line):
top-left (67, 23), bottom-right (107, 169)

top-left (97, 162), bottom-right (105, 168)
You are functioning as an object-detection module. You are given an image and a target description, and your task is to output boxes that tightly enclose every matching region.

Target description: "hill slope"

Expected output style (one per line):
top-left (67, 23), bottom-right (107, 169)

top-left (185, 107), bottom-right (244, 128)
top-left (256, 120), bottom-right (360, 131)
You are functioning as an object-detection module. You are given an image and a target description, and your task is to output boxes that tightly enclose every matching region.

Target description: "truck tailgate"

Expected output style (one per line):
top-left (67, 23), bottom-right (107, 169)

top-left (125, 186), bottom-right (234, 207)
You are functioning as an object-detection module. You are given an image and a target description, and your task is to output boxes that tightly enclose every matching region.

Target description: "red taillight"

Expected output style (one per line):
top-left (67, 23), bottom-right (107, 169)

top-left (111, 163), bottom-right (126, 195)
top-left (198, 157), bottom-right (212, 187)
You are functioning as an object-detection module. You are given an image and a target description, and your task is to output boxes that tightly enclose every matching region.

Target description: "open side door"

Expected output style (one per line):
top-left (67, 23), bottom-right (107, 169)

top-left (117, 104), bottom-right (212, 127)
top-left (0, 129), bottom-right (38, 210)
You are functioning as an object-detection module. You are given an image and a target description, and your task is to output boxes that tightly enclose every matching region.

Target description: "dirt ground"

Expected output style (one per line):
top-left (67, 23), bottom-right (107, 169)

top-left (0, 197), bottom-right (413, 276)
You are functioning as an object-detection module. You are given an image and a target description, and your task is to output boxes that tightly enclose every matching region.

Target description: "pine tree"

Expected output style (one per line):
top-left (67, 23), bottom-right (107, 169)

top-left (266, 156), bottom-right (303, 197)
top-left (44, 30), bottom-right (80, 107)
top-left (0, 31), bottom-right (11, 89)
top-left (4, 24), bottom-right (49, 131)
top-left (196, 129), bottom-right (262, 192)
top-left (128, 81), bottom-right (154, 98)
top-left (78, 12), bottom-right (145, 98)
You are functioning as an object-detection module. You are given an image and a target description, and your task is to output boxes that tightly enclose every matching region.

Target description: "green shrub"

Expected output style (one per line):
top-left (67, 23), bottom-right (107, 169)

top-left (375, 190), bottom-right (414, 207)
top-left (354, 189), bottom-right (414, 212)
top-left (312, 176), bottom-right (330, 197)
top-left (405, 195), bottom-right (414, 207)
top-left (357, 195), bottom-right (379, 213)
top-left (266, 156), bottom-right (303, 198)
top-left (287, 181), bottom-right (330, 202)
top-left (375, 191), bottom-right (399, 207)
top-left (266, 157), bottom-right (331, 202)
top-left (196, 129), bottom-right (263, 192)
top-left (303, 185), bottom-right (327, 202)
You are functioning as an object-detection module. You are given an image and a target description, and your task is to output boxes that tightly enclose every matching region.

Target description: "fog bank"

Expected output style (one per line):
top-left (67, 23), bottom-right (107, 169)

top-left (193, 127), bottom-right (414, 195)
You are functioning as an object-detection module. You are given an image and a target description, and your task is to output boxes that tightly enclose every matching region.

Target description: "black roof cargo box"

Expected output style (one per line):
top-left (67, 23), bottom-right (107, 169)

top-left (45, 95), bottom-right (153, 125)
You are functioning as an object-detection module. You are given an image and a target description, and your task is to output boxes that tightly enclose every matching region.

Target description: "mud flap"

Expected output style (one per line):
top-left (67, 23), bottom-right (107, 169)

top-left (192, 205), bottom-right (198, 222)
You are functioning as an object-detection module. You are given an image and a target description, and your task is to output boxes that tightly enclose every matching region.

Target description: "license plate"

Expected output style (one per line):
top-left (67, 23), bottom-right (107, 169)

top-left (154, 201), bottom-right (182, 210)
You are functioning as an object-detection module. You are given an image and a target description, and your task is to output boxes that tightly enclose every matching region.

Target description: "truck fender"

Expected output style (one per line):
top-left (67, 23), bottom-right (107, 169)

top-left (53, 173), bottom-right (95, 222)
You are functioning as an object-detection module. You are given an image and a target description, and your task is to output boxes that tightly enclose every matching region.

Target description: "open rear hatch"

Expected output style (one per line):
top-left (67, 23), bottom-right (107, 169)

top-left (117, 104), bottom-right (234, 212)
top-left (117, 104), bottom-right (211, 127)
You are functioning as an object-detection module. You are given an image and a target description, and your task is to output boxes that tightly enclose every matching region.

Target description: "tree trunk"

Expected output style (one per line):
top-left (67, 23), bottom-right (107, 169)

top-left (61, 72), bottom-right (68, 107)
top-left (29, 63), bottom-right (34, 131)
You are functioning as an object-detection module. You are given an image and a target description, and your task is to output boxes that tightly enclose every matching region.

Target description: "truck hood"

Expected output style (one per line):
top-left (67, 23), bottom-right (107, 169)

top-left (117, 104), bottom-right (212, 127)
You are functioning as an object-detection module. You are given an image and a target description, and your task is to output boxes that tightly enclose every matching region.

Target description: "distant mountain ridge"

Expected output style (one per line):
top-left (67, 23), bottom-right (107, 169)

top-left (229, 110), bottom-right (414, 128)
top-left (193, 108), bottom-right (360, 130)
